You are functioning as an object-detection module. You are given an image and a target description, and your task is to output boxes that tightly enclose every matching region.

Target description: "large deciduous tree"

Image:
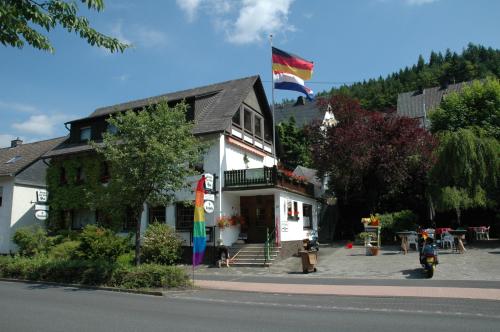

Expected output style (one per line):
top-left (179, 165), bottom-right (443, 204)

top-left (429, 79), bottom-right (500, 224)
top-left (94, 101), bottom-right (205, 265)
top-left (309, 95), bottom-right (437, 230)
top-left (430, 78), bottom-right (500, 139)
top-left (0, 0), bottom-right (129, 53)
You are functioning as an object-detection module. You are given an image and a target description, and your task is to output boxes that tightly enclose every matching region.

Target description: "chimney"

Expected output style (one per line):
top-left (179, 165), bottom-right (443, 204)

top-left (294, 96), bottom-right (306, 106)
top-left (11, 138), bottom-right (23, 148)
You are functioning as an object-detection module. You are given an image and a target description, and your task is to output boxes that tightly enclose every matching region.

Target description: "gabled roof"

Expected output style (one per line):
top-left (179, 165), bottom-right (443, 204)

top-left (0, 137), bottom-right (66, 177)
top-left (275, 97), bottom-right (323, 127)
top-left (293, 165), bottom-right (321, 187)
top-left (69, 75), bottom-right (268, 135)
top-left (397, 81), bottom-right (471, 119)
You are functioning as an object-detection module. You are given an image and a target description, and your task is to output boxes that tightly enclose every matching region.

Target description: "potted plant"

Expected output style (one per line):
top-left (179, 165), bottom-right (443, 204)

top-left (216, 216), bottom-right (231, 229)
top-left (358, 232), bottom-right (379, 256)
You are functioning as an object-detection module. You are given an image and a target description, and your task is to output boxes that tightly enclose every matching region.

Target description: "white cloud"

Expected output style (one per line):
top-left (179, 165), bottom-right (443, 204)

top-left (176, 0), bottom-right (203, 22)
top-left (110, 21), bottom-right (132, 45)
top-left (12, 114), bottom-right (70, 136)
top-left (176, 0), bottom-right (295, 45)
top-left (0, 100), bottom-right (38, 114)
top-left (0, 134), bottom-right (17, 148)
top-left (227, 0), bottom-right (294, 44)
top-left (114, 74), bottom-right (129, 82)
top-left (406, 0), bottom-right (439, 4)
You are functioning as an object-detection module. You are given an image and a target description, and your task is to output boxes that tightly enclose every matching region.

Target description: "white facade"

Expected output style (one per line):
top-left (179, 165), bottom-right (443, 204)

top-left (163, 130), bottom-right (320, 247)
top-left (0, 177), bottom-right (46, 253)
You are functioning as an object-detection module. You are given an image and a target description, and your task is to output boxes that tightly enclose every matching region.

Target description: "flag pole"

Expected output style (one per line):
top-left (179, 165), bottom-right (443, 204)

top-left (270, 34), bottom-right (277, 166)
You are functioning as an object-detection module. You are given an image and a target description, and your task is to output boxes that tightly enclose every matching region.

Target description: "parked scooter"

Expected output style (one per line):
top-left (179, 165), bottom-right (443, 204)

top-left (419, 236), bottom-right (438, 278)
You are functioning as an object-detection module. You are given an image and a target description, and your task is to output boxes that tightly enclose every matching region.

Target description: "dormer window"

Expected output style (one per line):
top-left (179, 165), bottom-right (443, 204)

top-left (80, 127), bottom-right (91, 141)
top-left (254, 115), bottom-right (262, 138)
top-left (244, 108), bottom-right (252, 133)
top-left (232, 109), bottom-right (241, 127)
top-left (5, 156), bottom-right (21, 164)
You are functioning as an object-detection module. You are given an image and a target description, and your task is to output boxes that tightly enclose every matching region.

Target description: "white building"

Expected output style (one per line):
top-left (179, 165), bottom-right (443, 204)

top-left (0, 137), bottom-right (65, 253)
top-left (44, 76), bottom-right (323, 262)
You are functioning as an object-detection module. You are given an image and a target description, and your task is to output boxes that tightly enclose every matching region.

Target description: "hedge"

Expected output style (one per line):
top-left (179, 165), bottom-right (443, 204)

top-left (0, 256), bottom-right (190, 289)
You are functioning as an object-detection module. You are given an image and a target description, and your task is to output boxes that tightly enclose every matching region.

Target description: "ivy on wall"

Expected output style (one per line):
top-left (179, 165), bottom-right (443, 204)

top-left (46, 154), bottom-right (126, 232)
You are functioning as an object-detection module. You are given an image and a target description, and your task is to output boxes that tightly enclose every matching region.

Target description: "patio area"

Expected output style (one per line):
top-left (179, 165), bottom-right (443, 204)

top-left (192, 240), bottom-right (500, 281)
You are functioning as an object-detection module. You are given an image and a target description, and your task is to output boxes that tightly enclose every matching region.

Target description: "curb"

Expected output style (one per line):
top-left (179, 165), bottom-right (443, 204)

top-left (0, 278), bottom-right (163, 296)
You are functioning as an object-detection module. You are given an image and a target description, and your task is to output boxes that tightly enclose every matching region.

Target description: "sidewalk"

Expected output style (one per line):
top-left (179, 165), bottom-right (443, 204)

top-left (190, 241), bottom-right (500, 300)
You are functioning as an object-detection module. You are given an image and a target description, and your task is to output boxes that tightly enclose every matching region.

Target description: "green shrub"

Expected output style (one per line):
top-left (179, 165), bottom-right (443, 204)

top-left (12, 226), bottom-right (50, 257)
top-left (141, 223), bottom-right (182, 265)
top-left (116, 251), bottom-right (134, 267)
top-left (48, 241), bottom-right (81, 260)
top-left (377, 210), bottom-right (419, 244)
top-left (112, 264), bottom-right (190, 289)
top-left (76, 225), bottom-right (130, 263)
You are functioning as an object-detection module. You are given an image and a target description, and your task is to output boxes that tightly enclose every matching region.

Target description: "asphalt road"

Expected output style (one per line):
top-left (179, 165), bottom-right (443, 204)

top-left (1, 281), bottom-right (499, 332)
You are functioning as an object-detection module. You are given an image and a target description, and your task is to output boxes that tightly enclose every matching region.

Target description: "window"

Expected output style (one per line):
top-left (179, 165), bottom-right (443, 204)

top-left (149, 205), bottom-right (166, 224)
top-left (176, 203), bottom-right (194, 229)
top-left (232, 109), bottom-right (241, 127)
top-left (254, 116), bottom-right (262, 138)
top-left (0, 186), bottom-right (3, 207)
top-left (76, 167), bottom-right (85, 184)
top-left (107, 123), bottom-right (118, 135)
top-left (303, 204), bottom-right (312, 229)
top-left (100, 162), bottom-right (110, 183)
top-left (80, 127), bottom-right (91, 141)
top-left (244, 109), bottom-right (252, 132)
top-left (287, 200), bottom-right (299, 221)
top-left (60, 167), bottom-right (67, 185)
top-left (72, 209), bottom-right (95, 230)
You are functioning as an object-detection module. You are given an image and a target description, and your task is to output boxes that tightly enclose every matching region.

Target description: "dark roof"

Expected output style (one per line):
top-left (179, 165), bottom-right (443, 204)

top-left (275, 97), bottom-right (323, 127)
top-left (0, 137), bottom-right (66, 177)
top-left (44, 75), bottom-right (270, 159)
top-left (70, 75), bottom-right (266, 135)
top-left (293, 165), bottom-right (321, 186)
top-left (397, 81), bottom-right (471, 119)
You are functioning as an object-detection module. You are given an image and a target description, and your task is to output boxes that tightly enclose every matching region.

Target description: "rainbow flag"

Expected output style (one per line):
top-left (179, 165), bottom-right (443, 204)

top-left (193, 176), bottom-right (206, 266)
top-left (272, 47), bottom-right (314, 81)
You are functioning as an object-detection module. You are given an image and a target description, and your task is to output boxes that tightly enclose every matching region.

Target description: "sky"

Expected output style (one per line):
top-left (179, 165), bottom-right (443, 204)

top-left (1, 0), bottom-right (499, 147)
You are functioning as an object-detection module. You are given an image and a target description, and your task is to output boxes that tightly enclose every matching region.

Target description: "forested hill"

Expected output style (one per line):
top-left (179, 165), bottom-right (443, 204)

top-left (323, 44), bottom-right (500, 112)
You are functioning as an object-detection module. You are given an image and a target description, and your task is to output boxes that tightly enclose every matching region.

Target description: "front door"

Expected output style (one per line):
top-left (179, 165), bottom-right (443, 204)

top-left (240, 195), bottom-right (275, 243)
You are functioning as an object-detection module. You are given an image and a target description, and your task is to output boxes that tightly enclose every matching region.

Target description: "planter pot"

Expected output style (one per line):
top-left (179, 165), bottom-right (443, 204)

top-left (367, 247), bottom-right (380, 256)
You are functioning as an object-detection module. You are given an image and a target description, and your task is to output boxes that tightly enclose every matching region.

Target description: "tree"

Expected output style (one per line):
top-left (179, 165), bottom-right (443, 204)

top-left (309, 95), bottom-right (437, 230)
top-left (430, 78), bottom-right (500, 139)
top-left (276, 117), bottom-right (312, 169)
top-left (0, 0), bottom-right (128, 53)
top-left (94, 101), bottom-right (205, 265)
top-left (429, 129), bottom-right (499, 224)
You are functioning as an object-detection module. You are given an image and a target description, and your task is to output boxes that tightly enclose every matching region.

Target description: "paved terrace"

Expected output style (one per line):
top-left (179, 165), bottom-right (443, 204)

top-left (192, 240), bottom-right (500, 281)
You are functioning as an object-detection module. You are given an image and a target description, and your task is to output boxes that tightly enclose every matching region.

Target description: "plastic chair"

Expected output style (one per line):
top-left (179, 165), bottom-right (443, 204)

top-left (442, 232), bottom-right (454, 249)
top-left (407, 234), bottom-right (419, 251)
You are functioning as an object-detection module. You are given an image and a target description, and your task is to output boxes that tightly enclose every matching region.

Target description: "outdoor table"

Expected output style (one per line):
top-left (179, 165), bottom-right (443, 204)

top-left (448, 230), bottom-right (467, 254)
top-left (396, 231), bottom-right (416, 255)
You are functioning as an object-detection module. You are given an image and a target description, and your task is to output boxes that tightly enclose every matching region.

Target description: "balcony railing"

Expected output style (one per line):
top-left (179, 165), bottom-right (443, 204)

top-left (224, 166), bottom-right (315, 196)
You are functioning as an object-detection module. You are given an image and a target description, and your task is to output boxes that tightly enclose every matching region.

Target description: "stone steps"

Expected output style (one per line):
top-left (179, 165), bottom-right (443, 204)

top-left (228, 243), bottom-right (280, 267)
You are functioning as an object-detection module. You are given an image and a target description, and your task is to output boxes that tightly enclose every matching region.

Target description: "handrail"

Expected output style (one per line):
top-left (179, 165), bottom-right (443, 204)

top-left (264, 227), bottom-right (276, 264)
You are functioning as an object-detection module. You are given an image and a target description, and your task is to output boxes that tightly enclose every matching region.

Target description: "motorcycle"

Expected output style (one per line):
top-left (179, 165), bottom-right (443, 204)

top-left (419, 237), bottom-right (438, 278)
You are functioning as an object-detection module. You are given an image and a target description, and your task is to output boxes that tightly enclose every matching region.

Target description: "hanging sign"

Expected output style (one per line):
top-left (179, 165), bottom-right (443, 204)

top-left (36, 190), bottom-right (48, 203)
top-left (204, 193), bottom-right (215, 202)
top-left (35, 204), bottom-right (49, 211)
top-left (35, 210), bottom-right (48, 221)
top-left (204, 173), bottom-right (214, 190)
top-left (203, 200), bottom-right (214, 214)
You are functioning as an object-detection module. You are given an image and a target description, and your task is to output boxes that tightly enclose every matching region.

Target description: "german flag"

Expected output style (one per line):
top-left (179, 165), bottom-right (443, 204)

top-left (272, 47), bottom-right (314, 81)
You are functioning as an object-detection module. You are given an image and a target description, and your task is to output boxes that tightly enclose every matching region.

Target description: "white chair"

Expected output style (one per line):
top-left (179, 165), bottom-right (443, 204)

top-left (407, 234), bottom-right (419, 251)
top-left (442, 232), bottom-right (454, 249)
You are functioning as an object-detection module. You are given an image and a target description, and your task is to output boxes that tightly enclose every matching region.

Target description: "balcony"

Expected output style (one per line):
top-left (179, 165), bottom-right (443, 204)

top-left (224, 166), bottom-right (315, 197)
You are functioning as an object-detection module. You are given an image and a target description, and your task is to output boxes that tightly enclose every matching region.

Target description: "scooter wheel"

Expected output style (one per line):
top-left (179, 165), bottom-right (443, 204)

top-left (426, 267), bottom-right (434, 278)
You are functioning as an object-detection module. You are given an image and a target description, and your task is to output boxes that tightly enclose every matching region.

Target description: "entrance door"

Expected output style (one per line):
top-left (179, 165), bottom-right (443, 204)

top-left (240, 195), bottom-right (275, 243)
